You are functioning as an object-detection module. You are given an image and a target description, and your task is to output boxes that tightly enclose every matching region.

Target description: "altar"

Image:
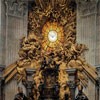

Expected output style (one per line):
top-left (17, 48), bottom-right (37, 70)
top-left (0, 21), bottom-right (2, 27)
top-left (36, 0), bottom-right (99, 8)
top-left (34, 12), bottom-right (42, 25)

top-left (24, 68), bottom-right (77, 100)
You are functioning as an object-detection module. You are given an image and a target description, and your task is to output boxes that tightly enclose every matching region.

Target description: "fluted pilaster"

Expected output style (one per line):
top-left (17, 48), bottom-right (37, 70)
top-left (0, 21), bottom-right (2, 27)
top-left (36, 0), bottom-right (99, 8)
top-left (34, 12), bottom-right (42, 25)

top-left (0, 0), bottom-right (6, 66)
top-left (4, 1), bottom-right (28, 100)
top-left (76, 0), bottom-right (99, 100)
top-left (96, 2), bottom-right (100, 67)
top-left (5, 0), bottom-right (28, 66)
top-left (76, 0), bottom-right (98, 66)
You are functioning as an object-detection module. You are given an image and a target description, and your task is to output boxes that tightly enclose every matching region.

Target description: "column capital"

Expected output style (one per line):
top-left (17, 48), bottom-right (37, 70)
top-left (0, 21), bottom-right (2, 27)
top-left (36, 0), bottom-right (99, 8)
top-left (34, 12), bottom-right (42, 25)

top-left (76, 0), bottom-right (99, 4)
top-left (5, 0), bottom-right (28, 17)
top-left (76, 0), bottom-right (99, 16)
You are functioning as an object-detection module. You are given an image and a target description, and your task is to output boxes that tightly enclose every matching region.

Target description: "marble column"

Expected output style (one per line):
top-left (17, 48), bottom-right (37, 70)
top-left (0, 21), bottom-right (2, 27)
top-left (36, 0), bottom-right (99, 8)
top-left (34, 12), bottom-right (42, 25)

top-left (5, 0), bottom-right (28, 66)
top-left (4, 0), bottom-right (28, 100)
top-left (0, 0), bottom-right (6, 98)
top-left (95, 3), bottom-right (100, 100)
top-left (66, 69), bottom-right (77, 100)
top-left (76, 1), bottom-right (99, 99)
top-left (0, 80), bottom-right (3, 100)
top-left (0, 0), bottom-right (6, 66)
top-left (96, 1), bottom-right (100, 68)
top-left (76, 0), bottom-right (98, 66)
top-left (23, 68), bottom-right (36, 97)
top-left (96, 67), bottom-right (100, 100)
top-left (0, 65), bottom-right (4, 100)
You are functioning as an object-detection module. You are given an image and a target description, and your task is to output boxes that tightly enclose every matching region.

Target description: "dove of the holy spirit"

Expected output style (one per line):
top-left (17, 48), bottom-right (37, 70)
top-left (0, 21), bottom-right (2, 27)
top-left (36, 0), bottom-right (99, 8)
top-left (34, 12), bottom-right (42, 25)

top-left (48, 30), bottom-right (57, 42)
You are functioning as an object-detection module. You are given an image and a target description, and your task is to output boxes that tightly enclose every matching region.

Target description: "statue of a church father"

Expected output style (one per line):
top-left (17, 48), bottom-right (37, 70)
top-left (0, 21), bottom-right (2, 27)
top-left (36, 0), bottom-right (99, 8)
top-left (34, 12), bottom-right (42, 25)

top-left (14, 87), bottom-right (28, 100)
top-left (75, 85), bottom-right (88, 100)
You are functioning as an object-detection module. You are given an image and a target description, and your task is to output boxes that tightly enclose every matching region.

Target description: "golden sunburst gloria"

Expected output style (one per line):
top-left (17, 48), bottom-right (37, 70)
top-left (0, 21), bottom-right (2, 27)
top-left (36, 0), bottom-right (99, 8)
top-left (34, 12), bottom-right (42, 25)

top-left (42, 22), bottom-right (64, 51)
